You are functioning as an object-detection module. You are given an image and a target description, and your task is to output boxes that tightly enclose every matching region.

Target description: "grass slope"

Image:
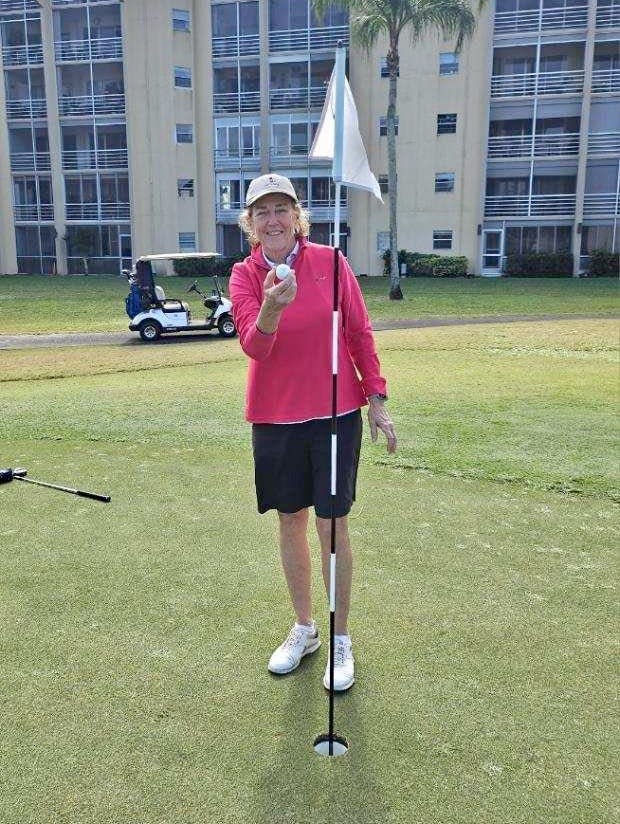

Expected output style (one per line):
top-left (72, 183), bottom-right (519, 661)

top-left (0, 321), bottom-right (617, 824)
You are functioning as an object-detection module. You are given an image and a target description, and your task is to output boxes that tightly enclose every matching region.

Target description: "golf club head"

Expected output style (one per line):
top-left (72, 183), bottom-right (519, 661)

top-left (12, 467), bottom-right (27, 477)
top-left (313, 732), bottom-right (349, 757)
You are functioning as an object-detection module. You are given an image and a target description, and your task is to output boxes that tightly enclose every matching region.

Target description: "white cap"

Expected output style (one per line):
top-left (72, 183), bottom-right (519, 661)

top-left (245, 174), bottom-right (299, 208)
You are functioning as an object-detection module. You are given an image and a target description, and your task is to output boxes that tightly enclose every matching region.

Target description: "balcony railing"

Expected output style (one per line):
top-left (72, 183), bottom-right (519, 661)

top-left (214, 148), bottom-right (261, 168)
top-left (487, 132), bottom-right (580, 158)
top-left (52, 0), bottom-right (112, 5)
top-left (1, 43), bottom-right (43, 66)
top-left (216, 204), bottom-right (243, 221)
top-left (491, 69), bottom-right (584, 97)
top-left (10, 151), bottom-right (51, 171)
top-left (58, 93), bottom-right (125, 116)
top-left (13, 203), bottom-right (54, 220)
top-left (55, 37), bottom-right (123, 63)
top-left (588, 131), bottom-right (620, 154)
top-left (212, 91), bottom-right (260, 114)
top-left (591, 68), bottom-right (620, 93)
top-left (269, 25), bottom-right (349, 52)
top-left (270, 146), bottom-right (314, 165)
top-left (62, 148), bottom-right (128, 169)
top-left (66, 201), bottom-right (130, 220)
top-left (596, 5), bottom-right (620, 27)
top-left (211, 33), bottom-right (260, 58)
top-left (6, 98), bottom-right (47, 118)
top-left (583, 193), bottom-right (620, 215)
top-left (494, 5), bottom-right (588, 34)
top-left (1, 0), bottom-right (40, 11)
top-left (270, 85), bottom-right (328, 109)
top-left (215, 202), bottom-right (347, 222)
top-left (485, 193), bottom-right (576, 216)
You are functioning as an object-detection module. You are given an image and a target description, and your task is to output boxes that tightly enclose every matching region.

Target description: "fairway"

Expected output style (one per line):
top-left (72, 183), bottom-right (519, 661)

top-left (0, 320), bottom-right (617, 824)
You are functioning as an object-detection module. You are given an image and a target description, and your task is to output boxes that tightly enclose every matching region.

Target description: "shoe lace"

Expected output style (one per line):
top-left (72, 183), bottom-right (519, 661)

top-left (283, 627), bottom-right (306, 650)
top-left (334, 640), bottom-right (350, 666)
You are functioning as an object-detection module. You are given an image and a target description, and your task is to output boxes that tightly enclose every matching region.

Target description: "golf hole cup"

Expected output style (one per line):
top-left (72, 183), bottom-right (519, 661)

top-left (275, 263), bottom-right (293, 282)
top-left (313, 733), bottom-right (349, 757)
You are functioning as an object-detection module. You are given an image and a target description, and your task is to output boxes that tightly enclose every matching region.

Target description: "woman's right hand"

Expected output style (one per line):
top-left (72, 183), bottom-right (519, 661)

top-left (263, 267), bottom-right (297, 309)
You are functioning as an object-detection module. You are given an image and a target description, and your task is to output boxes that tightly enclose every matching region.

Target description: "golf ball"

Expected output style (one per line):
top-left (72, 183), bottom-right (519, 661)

top-left (275, 263), bottom-right (292, 281)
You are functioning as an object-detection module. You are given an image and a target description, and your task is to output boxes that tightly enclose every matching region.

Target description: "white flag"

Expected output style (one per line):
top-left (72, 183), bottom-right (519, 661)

top-left (309, 69), bottom-right (383, 203)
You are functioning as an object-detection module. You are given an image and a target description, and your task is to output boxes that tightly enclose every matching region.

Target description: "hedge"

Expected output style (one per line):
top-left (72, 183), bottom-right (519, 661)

top-left (504, 253), bottom-right (573, 277)
top-left (382, 249), bottom-right (469, 277)
top-left (587, 250), bottom-right (619, 277)
top-left (173, 253), bottom-right (246, 278)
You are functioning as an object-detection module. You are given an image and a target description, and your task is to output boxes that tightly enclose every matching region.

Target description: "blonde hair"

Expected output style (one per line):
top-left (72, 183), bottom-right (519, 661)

top-left (239, 200), bottom-right (311, 248)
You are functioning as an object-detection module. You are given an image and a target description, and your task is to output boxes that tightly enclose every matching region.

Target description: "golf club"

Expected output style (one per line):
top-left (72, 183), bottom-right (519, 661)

top-left (312, 245), bottom-right (349, 759)
top-left (0, 467), bottom-right (111, 503)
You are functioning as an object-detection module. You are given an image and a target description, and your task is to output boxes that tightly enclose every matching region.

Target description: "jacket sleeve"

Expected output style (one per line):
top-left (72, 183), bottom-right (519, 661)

top-left (339, 252), bottom-right (388, 398)
top-left (229, 262), bottom-right (277, 361)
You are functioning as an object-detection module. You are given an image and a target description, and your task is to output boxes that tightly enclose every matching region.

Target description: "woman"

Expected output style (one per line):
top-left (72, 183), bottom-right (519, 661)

top-left (230, 173), bottom-right (396, 692)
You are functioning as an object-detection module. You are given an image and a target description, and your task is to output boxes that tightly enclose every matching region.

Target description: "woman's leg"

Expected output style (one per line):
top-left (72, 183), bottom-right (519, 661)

top-left (315, 515), bottom-right (352, 636)
top-left (278, 509), bottom-right (312, 625)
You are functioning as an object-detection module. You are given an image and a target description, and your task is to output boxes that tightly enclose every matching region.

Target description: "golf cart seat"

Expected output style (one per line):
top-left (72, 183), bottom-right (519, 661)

top-left (154, 284), bottom-right (189, 314)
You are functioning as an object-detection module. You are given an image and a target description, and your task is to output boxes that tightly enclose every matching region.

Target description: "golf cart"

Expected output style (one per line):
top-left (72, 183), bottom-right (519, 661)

top-left (125, 253), bottom-right (236, 342)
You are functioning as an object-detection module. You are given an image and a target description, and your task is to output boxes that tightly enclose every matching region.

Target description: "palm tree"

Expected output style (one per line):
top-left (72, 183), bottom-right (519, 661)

top-left (312, 0), bottom-right (480, 299)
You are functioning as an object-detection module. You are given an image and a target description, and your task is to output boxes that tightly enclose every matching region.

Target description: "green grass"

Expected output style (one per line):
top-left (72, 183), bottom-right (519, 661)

top-left (0, 320), bottom-right (618, 823)
top-left (0, 274), bottom-right (617, 334)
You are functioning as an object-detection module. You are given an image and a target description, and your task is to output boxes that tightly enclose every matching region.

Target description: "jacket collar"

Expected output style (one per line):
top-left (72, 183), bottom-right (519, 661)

top-left (249, 235), bottom-right (308, 270)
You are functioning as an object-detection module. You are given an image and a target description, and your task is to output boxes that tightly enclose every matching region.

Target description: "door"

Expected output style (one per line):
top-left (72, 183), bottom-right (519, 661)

top-left (482, 229), bottom-right (503, 276)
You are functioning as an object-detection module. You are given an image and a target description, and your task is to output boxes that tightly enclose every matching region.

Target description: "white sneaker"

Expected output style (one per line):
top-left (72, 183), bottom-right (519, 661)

top-left (323, 636), bottom-right (355, 692)
top-left (268, 623), bottom-right (321, 675)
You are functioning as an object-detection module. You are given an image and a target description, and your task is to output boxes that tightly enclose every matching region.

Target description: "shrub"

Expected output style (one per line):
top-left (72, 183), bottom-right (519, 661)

top-left (382, 250), bottom-right (469, 277)
top-left (431, 256), bottom-right (469, 277)
top-left (588, 249), bottom-right (619, 277)
top-left (173, 253), bottom-right (245, 278)
top-left (504, 252), bottom-right (573, 277)
top-left (381, 249), bottom-right (409, 276)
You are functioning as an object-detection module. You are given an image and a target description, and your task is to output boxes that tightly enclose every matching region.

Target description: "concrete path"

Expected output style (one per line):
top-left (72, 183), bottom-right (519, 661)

top-left (0, 313), bottom-right (616, 350)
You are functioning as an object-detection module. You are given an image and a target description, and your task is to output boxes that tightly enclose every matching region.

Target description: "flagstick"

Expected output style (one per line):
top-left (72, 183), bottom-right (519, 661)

top-left (314, 42), bottom-right (349, 759)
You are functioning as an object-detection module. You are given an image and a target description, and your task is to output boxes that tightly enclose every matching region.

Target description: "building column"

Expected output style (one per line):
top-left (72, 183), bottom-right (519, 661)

top-left (572, 0), bottom-right (598, 276)
top-left (259, 0), bottom-right (270, 173)
top-left (0, 44), bottom-right (17, 274)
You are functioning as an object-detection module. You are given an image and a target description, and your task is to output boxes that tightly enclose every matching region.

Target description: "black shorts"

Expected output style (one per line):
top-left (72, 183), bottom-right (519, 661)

top-left (252, 410), bottom-right (362, 519)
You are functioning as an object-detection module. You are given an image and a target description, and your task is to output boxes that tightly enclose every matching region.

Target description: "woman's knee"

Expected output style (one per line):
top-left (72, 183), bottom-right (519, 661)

top-left (278, 508), bottom-right (309, 535)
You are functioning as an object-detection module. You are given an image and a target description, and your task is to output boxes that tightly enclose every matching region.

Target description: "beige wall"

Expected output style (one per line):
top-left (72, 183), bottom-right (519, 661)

top-left (349, 7), bottom-right (493, 275)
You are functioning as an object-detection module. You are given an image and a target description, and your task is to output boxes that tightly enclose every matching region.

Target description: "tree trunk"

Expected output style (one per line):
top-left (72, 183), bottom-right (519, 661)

top-left (387, 43), bottom-right (402, 300)
top-left (83, 257), bottom-right (89, 276)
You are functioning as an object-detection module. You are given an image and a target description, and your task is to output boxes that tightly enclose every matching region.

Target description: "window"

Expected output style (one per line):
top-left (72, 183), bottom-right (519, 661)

top-left (172, 8), bottom-right (190, 31)
top-left (176, 124), bottom-right (193, 143)
top-left (179, 232), bottom-right (196, 252)
top-left (379, 117), bottom-right (399, 136)
top-left (437, 114), bottom-right (457, 134)
top-left (177, 178), bottom-right (194, 197)
top-left (378, 175), bottom-right (389, 194)
top-left (435, 173), bottom-right (455, 192)
top-left (380, 57), bottom-right (399, 78)
top-left (439, 52), bottom-right (459, 75)
top-left (174, 67), bottom-right (192, 88)
top-left (377, 231), bottom-right (390, 254)
top-left (506, 225), bottom-right (573, 255)
top-left (433, 230), bottom-right (453, 250)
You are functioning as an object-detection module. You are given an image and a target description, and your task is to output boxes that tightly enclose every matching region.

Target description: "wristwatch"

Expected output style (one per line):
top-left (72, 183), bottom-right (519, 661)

top-left (369, 393), bottom-right (388, 401)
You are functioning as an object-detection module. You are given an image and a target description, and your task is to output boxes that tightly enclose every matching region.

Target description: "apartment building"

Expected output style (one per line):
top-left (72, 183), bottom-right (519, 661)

top-left (0, 0), bottom-right (618, 277)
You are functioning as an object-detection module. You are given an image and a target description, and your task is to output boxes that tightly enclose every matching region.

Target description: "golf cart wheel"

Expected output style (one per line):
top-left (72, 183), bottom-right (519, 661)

top-left (217, 314), bottom-right (237, 338)
top-left (138, 319), bottom-right (162, 342)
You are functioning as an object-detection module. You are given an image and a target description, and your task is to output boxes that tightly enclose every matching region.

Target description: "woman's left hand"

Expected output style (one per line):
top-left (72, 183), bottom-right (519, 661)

top-left (368, 398), bottom-right (397, 453)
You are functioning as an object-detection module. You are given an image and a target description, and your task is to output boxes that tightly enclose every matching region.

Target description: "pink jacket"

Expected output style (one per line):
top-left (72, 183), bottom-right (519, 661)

top-left (230, 237), bottom-right (387, 423)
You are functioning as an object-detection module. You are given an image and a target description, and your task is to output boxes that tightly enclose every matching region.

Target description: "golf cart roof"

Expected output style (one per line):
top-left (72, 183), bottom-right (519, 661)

top-left (138, 252), bottom-right (221, 262)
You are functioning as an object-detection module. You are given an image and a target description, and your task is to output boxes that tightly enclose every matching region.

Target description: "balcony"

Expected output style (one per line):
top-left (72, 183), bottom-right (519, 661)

top-left (214, 148), bottom-right (261, 170)
top-left (1, 0), bottom-right (40, 11)
top-left (215, 203), bottom-right (242, 221)
top-left (62, 148), bottom-right (128, 170)
top-left (52, 0), bottom-right (112, 5)
top-left (487, 132), bottom-right (580, 158)
top-left (10, 151), bottom-right (51, 171)
top-left (591, 68), bottom-right (620, 93)
top-left (270, 146), bottom-right (313, 166)
top-left (6, 98), bottom-right (47, 119)
top-left (1, 43), bottom-right (43, 67)
top-left (596, 5), bottom-right (620, 27)
top-left (491, 69), bottom-right (584, 97)
top-left (583, 193), bottom-right (620, 215)
top-left (58, 93), bottom-right (125, 117)
top-left (494, 5), bottom-right (588, 34)
top-left (55, 37), bottom-right (123, 63)
top-left (211, 33), bottom-right (260, 58)
top-left (588, 131), bottom-right (620, 154)
top-left (269, 25), bottom-right (349, 52)
top-left (13, 203), bottom-right (54, 221)
top-left (66, 201), bottom-right (130, 220)
top-left (485, 193), bottom-right (576, 216)
top-left (270, 86), bottom-right (327, 110)
top-left (212, 91), bottom-right (260, 114)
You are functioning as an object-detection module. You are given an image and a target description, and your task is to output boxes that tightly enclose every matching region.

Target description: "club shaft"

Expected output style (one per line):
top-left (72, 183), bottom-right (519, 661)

top-left (13, 475), bottom-right (110, 503)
